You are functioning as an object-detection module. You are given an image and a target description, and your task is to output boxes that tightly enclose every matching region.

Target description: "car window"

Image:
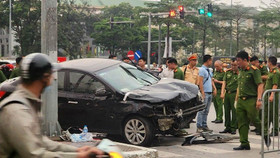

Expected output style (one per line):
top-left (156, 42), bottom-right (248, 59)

top-left (58, 71), bottom-right (65, 90)
top-left (69, 71), bottom-right (105, 94)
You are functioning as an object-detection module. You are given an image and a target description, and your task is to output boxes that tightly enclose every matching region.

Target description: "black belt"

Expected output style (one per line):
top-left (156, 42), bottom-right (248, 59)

top-left (205, 92), bottom-right (212, 94)
top-left (239, 96), bottom-right (256, 100)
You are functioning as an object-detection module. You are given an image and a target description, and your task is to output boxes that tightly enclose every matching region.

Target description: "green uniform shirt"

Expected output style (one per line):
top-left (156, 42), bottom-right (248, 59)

top-left (213, 70), bottom-right (225, 89)
top-left (223, 69), bottom-right (238, 92)
top-left (259, 64), bottom-right (268, 76)
top-left (238, 65), bottom-right (262, 97)
top-left (174, 67), bottom-right (184, 80)
top-left (265, 67), bottom-right (280, 90)
top-left (0, 70), bottom-right (6, 83)
top-left (9, 68), bottom-right (20, 79)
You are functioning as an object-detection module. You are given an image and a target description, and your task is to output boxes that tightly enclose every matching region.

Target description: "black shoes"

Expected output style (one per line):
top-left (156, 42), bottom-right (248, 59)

top-left (219, 129), bottom-right (231, 134)
top-left (250, 128), bottom-right (257, 132)
top-left (215, 120), bottom-right (223, 124)
top-left (211, 119), bottom-right (217, 123)
top-left (211, 119), bottom-right (223, 124)
top-left (190, 119), bottom-right (196, 123)
top-left (231, 130), bottom-right (236, 135)
top-left (264, 136), bottom-right (271, 147)
top-left (233, 145), bottom-right (251, 150)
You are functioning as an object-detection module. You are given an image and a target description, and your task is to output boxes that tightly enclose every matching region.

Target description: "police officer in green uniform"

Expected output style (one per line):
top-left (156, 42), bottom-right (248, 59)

top-left (9, 57), bottom-right (22, 79)
top-left (212, 60), bottom-right (225, 123)
top-left (233, 50), bottom-right (263, 150)
top-left (0, 70), bottom-right (6, 83)
top-left (220, 58), bottom-right (238, 134)
top-left (264, 56), bottom-right (279, 139)
top-left (250, 55), bottom-right (268, 83)
top-left (250, 55), bottom-right (268, 132)
top-left (168, 58), bottom-right (184, 80)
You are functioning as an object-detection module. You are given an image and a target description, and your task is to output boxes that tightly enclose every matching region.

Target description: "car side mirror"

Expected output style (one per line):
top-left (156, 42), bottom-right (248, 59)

top-left (95, 88), bottom-right (112, 97)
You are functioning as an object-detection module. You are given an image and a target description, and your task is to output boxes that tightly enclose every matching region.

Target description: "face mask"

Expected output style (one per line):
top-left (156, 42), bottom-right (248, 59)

top-left (43, 85), bottom-right (52, 93)
top-left (42, 79), bottom-right (52, 93)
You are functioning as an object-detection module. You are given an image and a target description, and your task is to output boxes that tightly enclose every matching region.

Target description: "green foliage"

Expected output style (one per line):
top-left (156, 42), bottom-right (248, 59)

top-left (2, 0), bottom-right (280, 60)
top-left (0, 0), bottom-right (41, 56)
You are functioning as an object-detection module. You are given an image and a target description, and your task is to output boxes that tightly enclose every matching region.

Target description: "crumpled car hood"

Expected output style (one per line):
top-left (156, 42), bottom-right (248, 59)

top-left (124, 78), bottom-right (199, 103)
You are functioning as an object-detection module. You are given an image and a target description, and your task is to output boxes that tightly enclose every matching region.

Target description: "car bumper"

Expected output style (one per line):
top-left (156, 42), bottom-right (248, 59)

top-left (155, 103), bottom-right (205, 132)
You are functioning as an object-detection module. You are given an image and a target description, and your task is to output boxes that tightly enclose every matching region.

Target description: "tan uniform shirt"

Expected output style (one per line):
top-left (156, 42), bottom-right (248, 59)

top-left (181, 65), bottom-right (199, 85)
top-left (0, 85), bottom-right (78, 158)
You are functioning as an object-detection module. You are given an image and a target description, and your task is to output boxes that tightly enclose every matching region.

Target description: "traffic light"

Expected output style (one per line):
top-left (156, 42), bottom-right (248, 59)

top-left (198, 9), bottom-right (205, 15)
top-left (178, 5), bottom-right (184, 19)
top-left (207, 3), bottom-right (213, 17)
top-left (169, 9), bottom-right (176, 17)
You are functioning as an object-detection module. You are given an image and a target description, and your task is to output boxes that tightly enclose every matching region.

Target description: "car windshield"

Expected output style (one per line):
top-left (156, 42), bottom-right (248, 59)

top-left (96, 64), bottom-right (145, 93)
top-left (120, 63), bottom-right (159, 85)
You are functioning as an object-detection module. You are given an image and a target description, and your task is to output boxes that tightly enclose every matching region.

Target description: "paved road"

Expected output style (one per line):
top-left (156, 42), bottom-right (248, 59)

top-left (151, 103), bottom-right (280, 158)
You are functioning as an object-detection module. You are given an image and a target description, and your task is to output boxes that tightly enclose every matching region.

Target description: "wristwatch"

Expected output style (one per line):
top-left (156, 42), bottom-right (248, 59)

top-left (257, 98), bottom-right (262, 102)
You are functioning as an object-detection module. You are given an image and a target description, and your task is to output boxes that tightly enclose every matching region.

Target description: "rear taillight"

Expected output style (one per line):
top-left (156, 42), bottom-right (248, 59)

top-left (0, 91), bottom-right (6, 98)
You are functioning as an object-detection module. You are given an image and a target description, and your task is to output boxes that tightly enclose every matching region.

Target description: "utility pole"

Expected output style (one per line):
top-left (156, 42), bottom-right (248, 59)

top-left (147, 13), bottom-right (151, 70)
top-left (202, 12), bottom-right (207, 57)
top-left (9, 0), bottom-right (12, 56)
top-left (229, 0), bottom-right (233, 56)
top-left (158, 23), bottom-right (162, 66)
top-left (167, 22), bottom-right (170, 58)
top-left (140, 12), bottom-right (169, 70)
top-left (41, 0), bottom-right (60, 136)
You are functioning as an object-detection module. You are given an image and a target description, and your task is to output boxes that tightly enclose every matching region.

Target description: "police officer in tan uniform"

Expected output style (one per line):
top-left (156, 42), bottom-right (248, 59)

top-left (0, 53), bottom-right (103, 158)
top-left (181, 54), bottom-right (199, 85)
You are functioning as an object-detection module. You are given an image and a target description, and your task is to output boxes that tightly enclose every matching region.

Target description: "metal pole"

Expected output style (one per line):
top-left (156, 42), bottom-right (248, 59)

top-left (167, 22), bottom-right (170, 58)
top-left (41, 0), bottom-right (60, 136)
top-left (229, 0), bottom-right (233, 56)
top-left (147, 13), bottom-right (151, 70)
top-left (202, 14), bottom-right (206, 57)
top-left (9, 0), bottom-right (12, 56)
top-left (158, 23), bottom-right (161, 66)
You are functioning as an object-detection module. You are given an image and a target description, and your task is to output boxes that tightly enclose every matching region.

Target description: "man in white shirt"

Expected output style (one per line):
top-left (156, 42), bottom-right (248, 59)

top-left (159, 58), bottom-right (174, 78)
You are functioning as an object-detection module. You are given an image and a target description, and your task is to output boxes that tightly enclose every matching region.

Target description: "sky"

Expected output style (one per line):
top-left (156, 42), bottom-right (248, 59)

top-left (217, 0), bottom-right (273, 8)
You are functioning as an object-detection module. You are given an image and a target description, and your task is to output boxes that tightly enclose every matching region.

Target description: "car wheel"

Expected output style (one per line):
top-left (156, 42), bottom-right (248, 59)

top-left (123, 116), bottom-right (154, 146)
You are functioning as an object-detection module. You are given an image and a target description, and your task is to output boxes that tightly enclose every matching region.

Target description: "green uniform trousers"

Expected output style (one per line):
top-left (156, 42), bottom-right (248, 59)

top-left (224, 92), bottom-right (237, 131)
top-left (263, 95), bottom-right (279, 135)
top-left (213, 90), bottom-right (223, 121)
top-left (236, 97), bottom-right (261, 146)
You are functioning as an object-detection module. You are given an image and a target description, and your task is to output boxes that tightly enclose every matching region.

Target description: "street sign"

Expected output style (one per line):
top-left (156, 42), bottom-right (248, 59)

top-left (134, 50), bottom-right (142, 61)
top-left (127, 50), bottom-right (134, 60)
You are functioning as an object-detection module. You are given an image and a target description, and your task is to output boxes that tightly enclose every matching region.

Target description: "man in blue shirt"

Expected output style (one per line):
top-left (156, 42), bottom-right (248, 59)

top-left (197, 55), bottom-right (217, 132)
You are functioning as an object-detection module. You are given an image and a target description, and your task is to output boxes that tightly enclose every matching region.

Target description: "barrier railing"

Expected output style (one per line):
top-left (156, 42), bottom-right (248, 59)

top-left (261, 89), bottom-right (280, 158)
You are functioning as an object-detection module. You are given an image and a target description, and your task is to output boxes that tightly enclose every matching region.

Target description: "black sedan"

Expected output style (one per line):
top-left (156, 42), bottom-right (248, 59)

top-left (0, 58), bottom-right (204, 146)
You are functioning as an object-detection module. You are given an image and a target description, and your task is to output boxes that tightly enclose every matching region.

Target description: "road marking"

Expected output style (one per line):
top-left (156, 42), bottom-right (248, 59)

top-left (179, 145), bottom-right (235, 154)
top-left (157, 150), bottom-right (183, 157)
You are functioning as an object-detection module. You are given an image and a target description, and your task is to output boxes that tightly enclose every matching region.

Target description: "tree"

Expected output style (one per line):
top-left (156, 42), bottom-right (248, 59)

top-left (0, 0), bottom-right (41, 56)
top-left (58, 0), bottom-right (99, 59)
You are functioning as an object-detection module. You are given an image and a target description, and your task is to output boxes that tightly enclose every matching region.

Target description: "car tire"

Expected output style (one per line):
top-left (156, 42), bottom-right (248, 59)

top-left (123, 116), bottom-right (154, 146)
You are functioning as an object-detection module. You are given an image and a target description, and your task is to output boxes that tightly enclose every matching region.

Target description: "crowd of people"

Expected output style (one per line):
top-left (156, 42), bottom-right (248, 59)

top-left (114, 51), bottom-right (279, 151)
top-left (0, 57), bottom-right (23, 84)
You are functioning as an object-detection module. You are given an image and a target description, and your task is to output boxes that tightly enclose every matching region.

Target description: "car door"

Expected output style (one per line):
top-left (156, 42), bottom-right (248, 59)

top-left (58, 71), bottom-right (88, 130)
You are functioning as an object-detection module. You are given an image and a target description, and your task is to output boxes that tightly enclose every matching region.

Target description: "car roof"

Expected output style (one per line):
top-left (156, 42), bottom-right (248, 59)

top-left (60, 58), bottom-right (121, 73)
